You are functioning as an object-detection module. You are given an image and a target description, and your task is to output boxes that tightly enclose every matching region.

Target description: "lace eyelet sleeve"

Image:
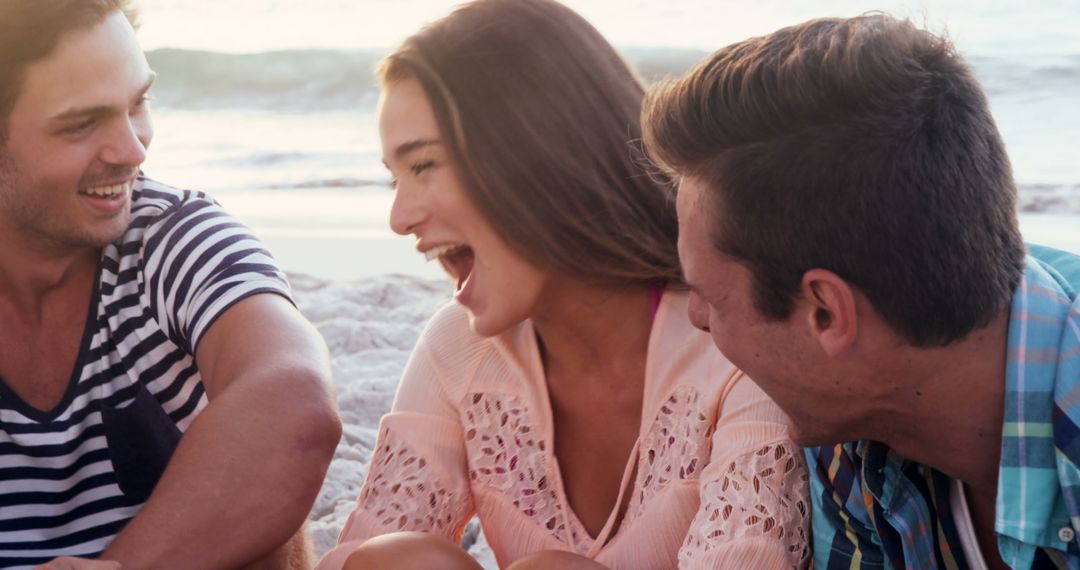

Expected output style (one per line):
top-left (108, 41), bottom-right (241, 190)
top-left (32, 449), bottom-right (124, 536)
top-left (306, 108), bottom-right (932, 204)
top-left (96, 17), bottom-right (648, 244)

top-left (319, 312), bottom-right (477, 570)
top-left (352, 421), bottom-right (474, 537)
top-left (316, 414), bottom-right (475, 570)
top-left (679, 376), bottom-right (811, 569)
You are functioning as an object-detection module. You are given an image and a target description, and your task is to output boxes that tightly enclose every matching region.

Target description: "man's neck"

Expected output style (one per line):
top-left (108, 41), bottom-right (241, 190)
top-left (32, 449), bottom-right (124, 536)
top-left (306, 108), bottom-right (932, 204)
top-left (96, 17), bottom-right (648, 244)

top-left (863, 311), bottom-right (1011, 493)
top-left (0, 229), bottom-right (100, 321)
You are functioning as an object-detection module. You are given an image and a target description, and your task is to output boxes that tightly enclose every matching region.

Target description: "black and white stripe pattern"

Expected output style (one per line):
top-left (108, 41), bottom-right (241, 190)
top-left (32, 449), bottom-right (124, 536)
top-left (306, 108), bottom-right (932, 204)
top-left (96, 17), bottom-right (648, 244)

top-left (0, 177), bottom-right (291, 567)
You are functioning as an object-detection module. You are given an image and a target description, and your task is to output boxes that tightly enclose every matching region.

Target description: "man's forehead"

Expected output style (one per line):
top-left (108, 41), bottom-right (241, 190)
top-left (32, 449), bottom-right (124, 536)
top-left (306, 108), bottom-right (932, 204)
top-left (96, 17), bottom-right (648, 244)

top-left (675, 176), bottom-right (710, 218)
top-left (12, 11), bottom-right (150, 121)
top-left (677, 175), bottom-right (736, 259)
top-left (675, 177), bottom-right (710, 267)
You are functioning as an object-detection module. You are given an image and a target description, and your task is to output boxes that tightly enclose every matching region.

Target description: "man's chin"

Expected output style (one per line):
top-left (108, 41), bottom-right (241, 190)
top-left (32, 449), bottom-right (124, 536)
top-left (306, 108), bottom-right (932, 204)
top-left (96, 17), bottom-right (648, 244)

top-left (65, 218), bottom-right (130, 250)
top-left (94, 228), bottom-right (129, 248)
top-left (789, 423), bottom-right (841, 449)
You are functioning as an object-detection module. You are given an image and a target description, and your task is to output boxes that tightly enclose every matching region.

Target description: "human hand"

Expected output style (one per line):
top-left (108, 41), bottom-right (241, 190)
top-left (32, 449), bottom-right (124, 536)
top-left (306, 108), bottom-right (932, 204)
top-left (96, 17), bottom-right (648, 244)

top-left (32, 557), bottom-right (122, 570)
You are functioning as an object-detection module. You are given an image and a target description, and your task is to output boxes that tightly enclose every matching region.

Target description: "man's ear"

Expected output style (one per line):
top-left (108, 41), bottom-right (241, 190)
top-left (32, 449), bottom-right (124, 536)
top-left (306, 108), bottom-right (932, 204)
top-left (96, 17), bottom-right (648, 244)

top-left (800, 269), bottom-right (858, 357)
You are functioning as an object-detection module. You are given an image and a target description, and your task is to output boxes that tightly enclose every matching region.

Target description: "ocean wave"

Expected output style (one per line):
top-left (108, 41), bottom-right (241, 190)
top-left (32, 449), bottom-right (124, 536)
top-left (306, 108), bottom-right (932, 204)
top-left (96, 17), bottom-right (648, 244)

top-left (970, 54), bottom-right (1080, 97)
top-left (147, 47), bottom-right (1080, 112)
top-left (1018, 183), bottom-right (1080, 214)
top-left (261, 177), bottom-right (389, 190)
top-left (147, 48), bottom-right (383, 111)
top-left (145, 47), bottom-right (716, 110)
top-left (204, 151), bottom-right (364, 167)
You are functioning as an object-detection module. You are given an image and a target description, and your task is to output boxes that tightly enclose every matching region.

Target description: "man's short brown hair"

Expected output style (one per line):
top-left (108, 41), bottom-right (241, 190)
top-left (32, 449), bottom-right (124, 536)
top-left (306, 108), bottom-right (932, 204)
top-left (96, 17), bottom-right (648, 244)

top-left (643, 14), bottom-right (1025, 346)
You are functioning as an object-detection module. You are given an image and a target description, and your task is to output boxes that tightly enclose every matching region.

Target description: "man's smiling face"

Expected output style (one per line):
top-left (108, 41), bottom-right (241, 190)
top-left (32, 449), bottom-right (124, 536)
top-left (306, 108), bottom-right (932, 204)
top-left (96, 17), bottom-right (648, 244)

top-left (0, 10), bottom-right (154, 252)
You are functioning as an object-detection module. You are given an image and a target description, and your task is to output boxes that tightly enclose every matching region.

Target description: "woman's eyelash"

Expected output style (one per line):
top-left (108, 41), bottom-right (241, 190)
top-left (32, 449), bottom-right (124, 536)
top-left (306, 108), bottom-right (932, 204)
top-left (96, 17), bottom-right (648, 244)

top-left (411, 160), bottom-right (434, 175)
top-left (387, 159), bottom-right (435, 190)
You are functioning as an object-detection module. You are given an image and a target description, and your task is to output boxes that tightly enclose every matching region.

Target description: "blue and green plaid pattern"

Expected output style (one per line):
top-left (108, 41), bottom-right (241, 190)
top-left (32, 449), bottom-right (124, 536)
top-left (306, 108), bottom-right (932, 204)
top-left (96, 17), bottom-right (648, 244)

top-left (807, 246), bottom-right (1080, 569)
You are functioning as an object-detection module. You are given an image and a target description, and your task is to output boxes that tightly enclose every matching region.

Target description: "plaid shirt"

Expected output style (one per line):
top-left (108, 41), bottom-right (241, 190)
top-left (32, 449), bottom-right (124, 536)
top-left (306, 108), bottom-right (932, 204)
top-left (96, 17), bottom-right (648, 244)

top-left (807, 245), bottom-right (1080, 569)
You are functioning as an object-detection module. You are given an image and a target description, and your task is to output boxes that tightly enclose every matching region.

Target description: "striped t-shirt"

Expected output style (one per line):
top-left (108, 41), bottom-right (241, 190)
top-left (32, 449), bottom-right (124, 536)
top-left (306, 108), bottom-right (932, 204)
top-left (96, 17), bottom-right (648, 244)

top-left (0, 177), bottom-right (291, 567)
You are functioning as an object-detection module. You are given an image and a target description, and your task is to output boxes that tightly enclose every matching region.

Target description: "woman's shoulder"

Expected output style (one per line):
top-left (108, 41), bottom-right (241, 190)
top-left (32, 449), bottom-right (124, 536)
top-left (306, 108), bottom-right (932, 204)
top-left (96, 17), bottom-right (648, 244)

top-left (651, 288), bottom-right (790, 421)
top-left (421, 300), bottom-right (474, 341)
top-left (411, 301), bottom-right (537, 394)
top-left (419, 301), bottom-right (530, 354)
top-left (649, 288), bottom-right (740, 384)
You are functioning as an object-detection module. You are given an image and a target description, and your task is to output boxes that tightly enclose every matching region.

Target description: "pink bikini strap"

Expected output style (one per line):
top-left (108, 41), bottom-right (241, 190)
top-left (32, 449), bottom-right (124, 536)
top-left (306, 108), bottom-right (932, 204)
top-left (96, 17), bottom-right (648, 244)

top-left (649, 281), bottom-right (667, 321)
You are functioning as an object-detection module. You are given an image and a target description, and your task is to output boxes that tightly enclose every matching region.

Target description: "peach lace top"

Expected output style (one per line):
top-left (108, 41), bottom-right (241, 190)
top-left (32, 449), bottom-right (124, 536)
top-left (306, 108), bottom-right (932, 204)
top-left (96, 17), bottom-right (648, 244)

top-left (318, 290), bottom-right (810, 569)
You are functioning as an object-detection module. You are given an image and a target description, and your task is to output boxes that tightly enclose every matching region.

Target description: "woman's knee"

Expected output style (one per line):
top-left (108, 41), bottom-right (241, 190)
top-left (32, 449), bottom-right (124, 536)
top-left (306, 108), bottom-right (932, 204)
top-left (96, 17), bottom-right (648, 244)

top-left (342, 532), bottom-right (482, 570)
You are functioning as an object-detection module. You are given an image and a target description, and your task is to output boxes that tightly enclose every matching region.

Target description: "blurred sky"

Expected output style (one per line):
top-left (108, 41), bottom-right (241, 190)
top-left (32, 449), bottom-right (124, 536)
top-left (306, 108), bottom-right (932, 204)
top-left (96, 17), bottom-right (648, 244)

top-left (138, 0), bottom-right (1080, 56)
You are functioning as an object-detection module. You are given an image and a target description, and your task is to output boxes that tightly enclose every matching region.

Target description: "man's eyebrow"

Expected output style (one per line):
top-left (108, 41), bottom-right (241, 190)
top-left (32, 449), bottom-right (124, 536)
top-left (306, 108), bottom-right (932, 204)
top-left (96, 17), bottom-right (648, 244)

top-left (50, 72), bottom-right (157, 123)
top-left (393, 139), bottom-right (441, 161)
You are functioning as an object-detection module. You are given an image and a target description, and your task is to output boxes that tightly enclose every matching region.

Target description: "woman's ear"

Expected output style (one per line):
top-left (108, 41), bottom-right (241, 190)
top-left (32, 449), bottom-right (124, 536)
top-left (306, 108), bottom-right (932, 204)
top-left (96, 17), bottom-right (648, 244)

top-left (800, 269), bottom-right (858, 357)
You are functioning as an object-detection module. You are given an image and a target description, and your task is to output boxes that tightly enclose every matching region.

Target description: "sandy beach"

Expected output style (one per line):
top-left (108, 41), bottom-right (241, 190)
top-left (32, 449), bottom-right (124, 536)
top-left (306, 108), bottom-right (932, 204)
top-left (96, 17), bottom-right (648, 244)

top-left (282, 271), bottom-right (498, 566)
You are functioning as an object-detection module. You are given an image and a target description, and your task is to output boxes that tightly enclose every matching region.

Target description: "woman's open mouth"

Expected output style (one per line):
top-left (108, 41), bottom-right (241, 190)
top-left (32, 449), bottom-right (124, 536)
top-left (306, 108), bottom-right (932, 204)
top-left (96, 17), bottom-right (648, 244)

top-left (426, 243), bottom-right (475, 292)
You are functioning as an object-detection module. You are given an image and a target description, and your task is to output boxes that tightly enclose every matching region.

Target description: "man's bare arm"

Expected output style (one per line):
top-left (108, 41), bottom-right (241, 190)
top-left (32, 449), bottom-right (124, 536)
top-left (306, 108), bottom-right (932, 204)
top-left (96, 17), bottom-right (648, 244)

top-left (242, 524), bottom-right (314, 570)
top-left (101, 294), bottom-right (341, 568)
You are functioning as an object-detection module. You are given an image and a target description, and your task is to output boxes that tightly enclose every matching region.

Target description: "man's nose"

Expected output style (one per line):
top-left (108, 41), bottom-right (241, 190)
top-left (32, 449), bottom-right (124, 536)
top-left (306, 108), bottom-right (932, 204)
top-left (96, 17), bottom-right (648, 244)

top-left (99, 114), bottom-right (151, 166)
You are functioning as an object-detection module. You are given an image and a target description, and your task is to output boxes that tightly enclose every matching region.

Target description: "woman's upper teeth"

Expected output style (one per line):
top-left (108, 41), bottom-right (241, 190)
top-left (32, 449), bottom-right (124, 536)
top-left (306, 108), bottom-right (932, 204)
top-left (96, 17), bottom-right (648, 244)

top-left (425, 243), bottom-right (468, 261)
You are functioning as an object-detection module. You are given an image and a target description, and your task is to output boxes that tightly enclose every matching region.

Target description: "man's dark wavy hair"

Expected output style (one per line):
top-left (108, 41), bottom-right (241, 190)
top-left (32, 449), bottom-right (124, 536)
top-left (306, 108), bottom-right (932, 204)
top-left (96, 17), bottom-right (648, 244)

top-left (643, 14), bottom-right (1025, 346)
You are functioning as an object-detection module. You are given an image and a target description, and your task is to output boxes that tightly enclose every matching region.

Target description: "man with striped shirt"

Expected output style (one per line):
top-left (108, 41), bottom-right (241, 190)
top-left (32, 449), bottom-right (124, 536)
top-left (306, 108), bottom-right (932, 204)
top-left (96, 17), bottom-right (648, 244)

top-left (643, 14), bottom-right (1080, 570)
top-left (0, 1), bottom-right (341, 568)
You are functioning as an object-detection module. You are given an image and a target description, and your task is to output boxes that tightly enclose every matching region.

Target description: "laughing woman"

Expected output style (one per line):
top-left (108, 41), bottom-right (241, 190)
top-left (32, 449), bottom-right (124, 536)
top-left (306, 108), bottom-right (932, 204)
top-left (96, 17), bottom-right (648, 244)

top-left (317, 0), bottom-right (809, 568)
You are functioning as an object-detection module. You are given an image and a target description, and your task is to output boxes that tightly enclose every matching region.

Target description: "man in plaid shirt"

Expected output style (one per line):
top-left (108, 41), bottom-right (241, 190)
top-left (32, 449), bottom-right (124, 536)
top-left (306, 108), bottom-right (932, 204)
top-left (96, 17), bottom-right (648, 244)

top-left (642, 13), bottom-right (1080, 570)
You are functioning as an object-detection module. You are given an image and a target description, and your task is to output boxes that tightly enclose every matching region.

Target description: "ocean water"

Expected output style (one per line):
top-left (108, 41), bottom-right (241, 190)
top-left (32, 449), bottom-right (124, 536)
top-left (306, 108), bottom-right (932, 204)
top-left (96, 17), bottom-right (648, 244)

top-left (137, 37), bottom-right (1080, 281)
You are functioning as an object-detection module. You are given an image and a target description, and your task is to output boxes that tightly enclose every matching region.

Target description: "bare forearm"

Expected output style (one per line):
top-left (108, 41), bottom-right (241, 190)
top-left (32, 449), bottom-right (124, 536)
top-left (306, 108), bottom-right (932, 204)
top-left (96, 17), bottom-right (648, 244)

top-left (102, 369), bottom-right (340, 569)
top-left (241, 525), bottom-right (314, 570)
